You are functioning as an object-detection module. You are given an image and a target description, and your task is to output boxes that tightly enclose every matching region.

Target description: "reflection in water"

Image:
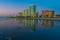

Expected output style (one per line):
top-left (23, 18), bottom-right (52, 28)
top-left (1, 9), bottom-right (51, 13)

top-left (16, 19), bottom-right (55, 32)
top-left (42, 20), bottom-right (54, 27)
top-left (16, 19), bottom-right (23, 23)
top-left (1, 18), bottom-right (60, 40)
top-left (57, 20), bottom-right (60, 24)
top-left (23, 19), bottom-right (38, 32)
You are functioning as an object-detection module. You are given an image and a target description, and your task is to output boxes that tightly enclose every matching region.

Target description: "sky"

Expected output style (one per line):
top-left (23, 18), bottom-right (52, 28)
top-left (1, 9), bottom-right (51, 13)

top-left (0, 0), bottom-right (60, 16)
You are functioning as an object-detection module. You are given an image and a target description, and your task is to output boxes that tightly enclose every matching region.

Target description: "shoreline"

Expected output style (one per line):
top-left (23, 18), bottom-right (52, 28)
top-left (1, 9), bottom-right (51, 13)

top-left (15, 18), bottom-right (60, 20)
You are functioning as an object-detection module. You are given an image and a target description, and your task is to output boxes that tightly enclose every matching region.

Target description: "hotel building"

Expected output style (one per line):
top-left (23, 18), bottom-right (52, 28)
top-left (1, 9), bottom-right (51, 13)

top-left (29, 5), bottom-right (36, 17)
top-left (24, 9), bottom-right (28, 17)
top-left (42, 10), bottom-right (54, 18)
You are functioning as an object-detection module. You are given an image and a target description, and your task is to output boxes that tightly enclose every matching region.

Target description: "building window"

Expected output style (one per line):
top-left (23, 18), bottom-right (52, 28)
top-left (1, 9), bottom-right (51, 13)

top-left (46, 15), bottom-right (48, 17)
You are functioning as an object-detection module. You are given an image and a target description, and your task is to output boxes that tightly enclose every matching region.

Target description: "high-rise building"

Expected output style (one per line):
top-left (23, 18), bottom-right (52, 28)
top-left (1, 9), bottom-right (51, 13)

top-left (29, 5), bottom-right (36, 17)
top-left (28, 6), bottom-right (31, 17)
top-left (23, 5), bottom-right (37, 18)
top-left (42, 10), bottom-right (54, 18)
top-left (24, 9), bottom-right (28, 17)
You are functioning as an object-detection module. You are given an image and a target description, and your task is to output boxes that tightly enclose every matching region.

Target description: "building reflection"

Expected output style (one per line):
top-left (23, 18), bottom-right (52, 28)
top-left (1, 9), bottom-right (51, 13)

top-left (16, 19), bottom-right (23, 23)
top-left (57, 20), bottom-right (60, 24)
top-left (16, 19), bottom-right (55, 32)
top-left (23, 19), bottom-right (38, 32)
top-left (42, 20), bottom-right (54, 27)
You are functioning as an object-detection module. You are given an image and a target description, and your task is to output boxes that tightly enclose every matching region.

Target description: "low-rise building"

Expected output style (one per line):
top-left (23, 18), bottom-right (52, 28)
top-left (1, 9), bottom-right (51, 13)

top-left (16, 12), bottom-right (23, 18)
top-left (56, 15), bottom-right (60, 18)
top-left (42, 10), bottom-right (54, 18)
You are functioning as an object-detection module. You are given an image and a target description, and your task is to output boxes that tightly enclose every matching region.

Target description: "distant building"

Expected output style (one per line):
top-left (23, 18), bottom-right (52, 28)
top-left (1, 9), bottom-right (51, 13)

top-left (29, 5), bottom-right (36, 17)
top-left (24, 9), bottom-right (28, 17)
top-left (56, 15), bottom-right (60, 18)
top-left (23, 5), bottom-right (37, 18)
top-left (28, 6), bottom-right (31, 17)
top-left (42, 10), bottom-right (54, 18)
top-left (36, 12), bottom-right (38, 17)
top-left (17, 12), bottom-right (23, 18)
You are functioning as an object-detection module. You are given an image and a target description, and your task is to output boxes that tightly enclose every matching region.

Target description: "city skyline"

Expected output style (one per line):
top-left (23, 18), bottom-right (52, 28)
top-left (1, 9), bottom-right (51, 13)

top-left (0, 0), bottom-right (60, 16)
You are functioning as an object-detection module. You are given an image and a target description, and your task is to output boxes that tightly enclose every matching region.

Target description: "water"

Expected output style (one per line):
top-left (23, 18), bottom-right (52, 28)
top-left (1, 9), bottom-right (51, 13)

top-left (0, 18), bottom-right (60, 40)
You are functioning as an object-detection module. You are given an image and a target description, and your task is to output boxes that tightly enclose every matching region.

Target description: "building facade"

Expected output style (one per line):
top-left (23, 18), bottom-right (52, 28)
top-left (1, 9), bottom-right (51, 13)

top-left (42, 10), bottom-right (54, 18)
top-left (28, 6), bottom-right (31, 17)
top-left (16, 12), bottom-right (23, 18)
top-left (24, 9), bottom-right (28, 17)
top-left (36, 12), bottom-right (38, 17)
top-left (30, 5), bottom-right (36, 17)
top-left (56, 15), bottom-right (60, 18)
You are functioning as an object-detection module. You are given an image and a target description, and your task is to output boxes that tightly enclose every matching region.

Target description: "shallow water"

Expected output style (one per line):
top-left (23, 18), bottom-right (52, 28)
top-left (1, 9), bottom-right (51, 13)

top-left (0, 18), bottom-right (60, 40)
